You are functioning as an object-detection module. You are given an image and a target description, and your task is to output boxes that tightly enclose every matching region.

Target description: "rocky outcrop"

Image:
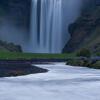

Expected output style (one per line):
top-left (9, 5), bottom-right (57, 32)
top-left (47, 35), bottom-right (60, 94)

top-left (0, 40), bottom-right (22, 52)
top-left (63, 5), bottom-right (100, 53)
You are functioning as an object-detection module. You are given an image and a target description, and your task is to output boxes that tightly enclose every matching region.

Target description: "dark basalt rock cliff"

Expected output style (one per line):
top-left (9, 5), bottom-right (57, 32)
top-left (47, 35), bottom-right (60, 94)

top-left (0, 0), bottom-right (31, 30)
top-left (63, 4), bottom-right (100, 53)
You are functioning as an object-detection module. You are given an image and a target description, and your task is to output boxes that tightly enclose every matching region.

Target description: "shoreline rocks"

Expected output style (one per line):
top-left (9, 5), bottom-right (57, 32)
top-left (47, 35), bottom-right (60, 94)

top-left (67, 57), bottom-right (100, 69)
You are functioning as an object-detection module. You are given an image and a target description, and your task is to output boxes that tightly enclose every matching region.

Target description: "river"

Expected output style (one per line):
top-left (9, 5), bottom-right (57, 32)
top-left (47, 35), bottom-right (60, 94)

top-left (0, 63), bottom-right (100, 100)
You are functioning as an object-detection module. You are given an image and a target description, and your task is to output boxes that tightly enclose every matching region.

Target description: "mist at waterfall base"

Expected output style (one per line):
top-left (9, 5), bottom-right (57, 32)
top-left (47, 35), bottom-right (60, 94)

top-left (0, 19), bottom-right (29, 51)
top-left (0, 0), bottom-right (83, 53)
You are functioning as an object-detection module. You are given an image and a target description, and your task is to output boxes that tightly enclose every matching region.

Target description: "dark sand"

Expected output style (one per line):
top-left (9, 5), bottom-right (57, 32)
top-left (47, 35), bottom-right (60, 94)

top-left (0, 61), bottom-right (48, 77)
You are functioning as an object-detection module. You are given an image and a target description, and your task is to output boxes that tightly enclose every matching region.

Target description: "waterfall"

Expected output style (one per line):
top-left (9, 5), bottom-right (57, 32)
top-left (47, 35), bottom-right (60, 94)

top-left (29, 0), bottom-right (83, 53)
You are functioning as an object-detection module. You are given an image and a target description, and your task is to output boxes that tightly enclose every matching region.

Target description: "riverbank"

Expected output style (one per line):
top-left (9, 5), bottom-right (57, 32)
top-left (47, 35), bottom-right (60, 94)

top-left (0, 61), bottom-right (48, 77)
top-left (0, 63), bottom-right (100, 100)
top-left (67, 57), bottom-right (100, 69)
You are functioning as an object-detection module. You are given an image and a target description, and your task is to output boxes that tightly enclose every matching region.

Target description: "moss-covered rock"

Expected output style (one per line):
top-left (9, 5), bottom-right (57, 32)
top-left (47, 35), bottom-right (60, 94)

top-left (90, 61), bottom-right (100, 68)
top-left (0, 40), bottom-right (22, 52)
top-left (67, 58), bottom-right (100, 69)
top-left (76, 48), bottom-right (91, 58)
top-left (67, 59), bottom-right (85, 66)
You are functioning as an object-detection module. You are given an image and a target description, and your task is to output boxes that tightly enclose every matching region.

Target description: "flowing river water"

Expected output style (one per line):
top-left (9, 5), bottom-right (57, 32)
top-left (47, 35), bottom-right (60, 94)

top-left (0, 63), bottom-right (100, 100)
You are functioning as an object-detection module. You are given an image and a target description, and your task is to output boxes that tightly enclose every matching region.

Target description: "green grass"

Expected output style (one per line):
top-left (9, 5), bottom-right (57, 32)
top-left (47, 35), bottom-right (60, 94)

top-left (0, 51), bottom-right (75, 60)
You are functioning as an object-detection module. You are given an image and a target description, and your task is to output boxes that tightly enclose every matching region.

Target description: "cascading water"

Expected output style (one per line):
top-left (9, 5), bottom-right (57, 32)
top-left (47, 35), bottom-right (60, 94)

top-left (29, 0), bottom-right (83, 53)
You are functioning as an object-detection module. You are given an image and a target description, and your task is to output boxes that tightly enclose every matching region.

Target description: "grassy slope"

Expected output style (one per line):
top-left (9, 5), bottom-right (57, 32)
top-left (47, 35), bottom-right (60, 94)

top-left (82, 7), bottom-right (100, 51)
top-left (82, 27), bottom-right (100, 51)
top-left (0, 51), bottom-right (75, 60)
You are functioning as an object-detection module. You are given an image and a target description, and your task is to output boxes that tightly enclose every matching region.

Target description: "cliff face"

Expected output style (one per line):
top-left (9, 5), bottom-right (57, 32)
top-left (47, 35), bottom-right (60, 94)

top-left (0, 0), bottom-right (31, 30)
top-left (63, 5), bottom-right (100, 53)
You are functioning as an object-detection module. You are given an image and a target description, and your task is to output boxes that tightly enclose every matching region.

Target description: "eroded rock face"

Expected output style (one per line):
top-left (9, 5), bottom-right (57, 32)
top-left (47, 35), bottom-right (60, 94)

top-left (63, 3), bottom-right (100, 53)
